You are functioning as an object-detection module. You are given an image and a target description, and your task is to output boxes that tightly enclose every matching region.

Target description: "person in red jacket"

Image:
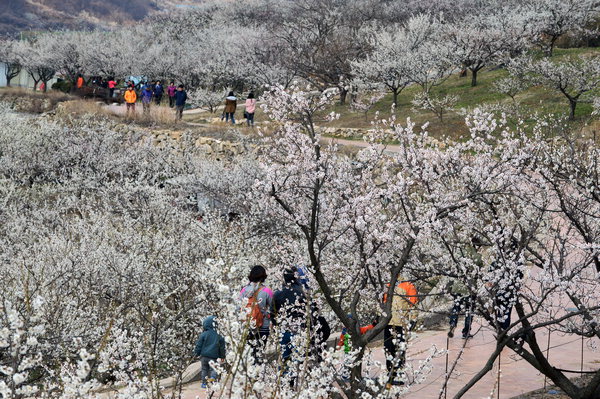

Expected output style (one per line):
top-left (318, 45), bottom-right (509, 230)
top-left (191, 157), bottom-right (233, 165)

top-left (76, 74), bottom-right (84, 89)
top-left (107, 78), bottom-right (117, 99)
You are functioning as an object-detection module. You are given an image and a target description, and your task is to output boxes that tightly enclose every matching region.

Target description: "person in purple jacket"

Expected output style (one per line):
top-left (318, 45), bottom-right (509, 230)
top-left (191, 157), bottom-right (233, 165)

top-left (167, 82), bottom-right (177, 108)
top-left (141, 85), bottom-right (153, 115)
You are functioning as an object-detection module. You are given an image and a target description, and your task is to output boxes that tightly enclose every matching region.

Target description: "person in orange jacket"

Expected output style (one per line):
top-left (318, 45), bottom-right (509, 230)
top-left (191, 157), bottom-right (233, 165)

top-left (76, 74), bottom-right (84, 89)
top-left (124, 86), bottom-right (137, 116)
top-left (383, 277), bottom-right (418, 387)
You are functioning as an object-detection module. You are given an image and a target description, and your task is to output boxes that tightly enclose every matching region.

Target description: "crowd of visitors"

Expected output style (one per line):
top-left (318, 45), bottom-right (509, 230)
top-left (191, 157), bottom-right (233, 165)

top-left (74, 74), bottom-right (257, 123)
top-left (194, 265), bottom-right (424, 390)
top-left (192, 246), bottom-right (524, 391)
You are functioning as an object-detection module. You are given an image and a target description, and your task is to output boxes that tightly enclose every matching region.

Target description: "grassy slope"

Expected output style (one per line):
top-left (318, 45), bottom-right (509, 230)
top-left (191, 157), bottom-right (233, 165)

top-left (321, 47), bottom-right (600, 141)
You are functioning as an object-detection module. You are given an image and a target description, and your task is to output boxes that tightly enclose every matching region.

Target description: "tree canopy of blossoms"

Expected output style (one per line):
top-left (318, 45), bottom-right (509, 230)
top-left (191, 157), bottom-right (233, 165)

top-left (2, 77), bottom-right (600, 397)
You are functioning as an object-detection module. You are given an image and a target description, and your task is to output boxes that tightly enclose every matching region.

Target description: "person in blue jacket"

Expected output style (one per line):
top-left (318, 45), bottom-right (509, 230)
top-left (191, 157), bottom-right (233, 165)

top-left (175, 85), bottom-right (187, 121)
top-left (153, 81), bottom-right (164, 105)
top-left (194, 316), bottom-right (226, 388)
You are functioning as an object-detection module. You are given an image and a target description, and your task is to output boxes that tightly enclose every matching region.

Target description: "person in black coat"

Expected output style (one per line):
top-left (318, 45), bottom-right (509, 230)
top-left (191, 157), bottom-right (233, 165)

top-left (174, 85), bottom-right (187, 120)
top-left (488, 240), bottom-right (524, 332)
top-left (271, 268), bottom-right (307, 363)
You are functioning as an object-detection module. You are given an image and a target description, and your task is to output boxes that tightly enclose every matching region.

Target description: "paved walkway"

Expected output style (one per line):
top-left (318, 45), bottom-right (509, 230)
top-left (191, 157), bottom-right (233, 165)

top-left (160, 316), bottom-right (598, 399)
top-left (390, 319), bottom-right (599, 399)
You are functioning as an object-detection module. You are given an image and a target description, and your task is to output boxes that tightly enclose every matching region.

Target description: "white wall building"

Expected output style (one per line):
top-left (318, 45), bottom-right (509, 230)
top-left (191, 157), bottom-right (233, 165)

top-left (0, 62), bottom-right (59, 89)
top-left (0, 63), bottom-right (7, 87)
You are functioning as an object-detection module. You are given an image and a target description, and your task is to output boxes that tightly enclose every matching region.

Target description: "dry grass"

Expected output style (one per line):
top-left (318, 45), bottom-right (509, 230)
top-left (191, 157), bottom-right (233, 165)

top-left (0, 87), bottom-right (73, 113)
top-left (58, 101), bottom-right (185, 129)
top-left (0, 86), bottom-right (72, 101)
top-left (56, 99), bottom-right (113, 118)
top-left (125, 105), bottom-right (181, 125)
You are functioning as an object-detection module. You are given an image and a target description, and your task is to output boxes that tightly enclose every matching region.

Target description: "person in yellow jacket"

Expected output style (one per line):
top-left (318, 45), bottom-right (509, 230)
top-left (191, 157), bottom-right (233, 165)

top-left (383, 277), bottom-right (418, 387)
top-left (124, 86), bottom-right (137, 116)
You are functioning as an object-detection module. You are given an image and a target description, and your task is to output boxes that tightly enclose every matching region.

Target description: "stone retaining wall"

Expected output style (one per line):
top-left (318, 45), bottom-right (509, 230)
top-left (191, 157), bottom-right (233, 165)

top-left (320, 126), bottom-right (367, 139)
top-left (101, 121), bottom-right (254, 158)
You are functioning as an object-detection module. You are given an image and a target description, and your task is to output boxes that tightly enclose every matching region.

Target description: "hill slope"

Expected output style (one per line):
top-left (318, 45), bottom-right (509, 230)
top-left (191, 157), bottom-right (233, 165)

top-left (0, 0), bottom-right (204, 36)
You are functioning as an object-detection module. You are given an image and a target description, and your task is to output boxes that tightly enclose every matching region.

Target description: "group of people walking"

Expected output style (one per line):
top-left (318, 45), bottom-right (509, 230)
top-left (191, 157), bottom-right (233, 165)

top-left (194, 265), bottom-right (421, 389)
top-left (195, 265), bottom-right (327, 388)
top-left (120, 83), bottom-right (256, 124)
top-left (193, 256), bottom-right (524, 391)
top-left (122, 81), bottom-right (188, 120)
top-left (74, 75), bottom-right (260, 124)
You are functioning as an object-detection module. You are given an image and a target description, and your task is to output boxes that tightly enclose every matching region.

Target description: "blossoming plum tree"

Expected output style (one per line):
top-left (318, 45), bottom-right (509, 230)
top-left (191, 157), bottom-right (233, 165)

top-left (0, 39), bottom-right (22, 87)
top-left (524, 0), bottom-right (600, 57)
top-left (517, 55), bottom-right (600, 120)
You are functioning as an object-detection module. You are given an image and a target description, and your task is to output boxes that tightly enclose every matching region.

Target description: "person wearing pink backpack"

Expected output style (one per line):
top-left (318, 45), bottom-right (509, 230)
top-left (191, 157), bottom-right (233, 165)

top-left (244, 92), bottom-right (257, 127)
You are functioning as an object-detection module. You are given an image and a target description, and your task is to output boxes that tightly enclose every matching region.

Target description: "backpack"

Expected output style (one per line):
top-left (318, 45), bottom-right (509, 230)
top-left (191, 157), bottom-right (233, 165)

top-left (244, 286), bottom-right (265, 328)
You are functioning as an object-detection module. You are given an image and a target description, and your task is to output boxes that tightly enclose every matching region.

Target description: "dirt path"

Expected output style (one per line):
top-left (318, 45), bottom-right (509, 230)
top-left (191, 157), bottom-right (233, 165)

top-left (104, 104), bottom-right (402, 152)
top-left (323, 137), bottom-right (402, 153)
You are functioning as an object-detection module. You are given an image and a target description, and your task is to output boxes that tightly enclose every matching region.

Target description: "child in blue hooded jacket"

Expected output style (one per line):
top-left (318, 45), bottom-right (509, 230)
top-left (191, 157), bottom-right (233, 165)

top-left (194, 316), bottom-right (226, 388)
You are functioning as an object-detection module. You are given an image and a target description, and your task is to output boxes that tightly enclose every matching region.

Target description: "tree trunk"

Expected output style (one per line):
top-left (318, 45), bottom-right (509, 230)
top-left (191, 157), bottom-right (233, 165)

top-left (569, 99), bottom-right (577, 120)
top-left (513, 303), bottom-right (583, 398)
top-left (339, 88), bottom-right (348, 105)
top-left (546, 35), bottom-right (559, 57)
top-left (392, 88), bottom-right (399, 107)
top-left (349, 345), bottom-right (367, 399)
top-left (6, 64), bottom-right (21, 87)
top-left (470, 69), bottom-right (478, 87)
top-left (350, 86), bottom-right (358, 104)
